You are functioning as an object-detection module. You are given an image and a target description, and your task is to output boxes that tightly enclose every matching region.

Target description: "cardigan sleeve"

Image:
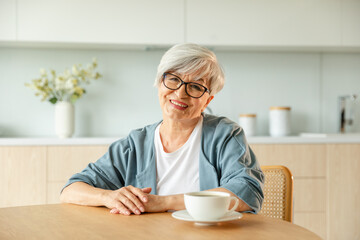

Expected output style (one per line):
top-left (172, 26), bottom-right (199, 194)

top-left (217, 125), bottom-right (264, 213)
top-left (61, 138), bottom-right (131, 192)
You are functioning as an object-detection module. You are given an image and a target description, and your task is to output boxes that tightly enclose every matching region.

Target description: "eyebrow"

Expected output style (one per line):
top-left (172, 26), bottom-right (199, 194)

top-left (173, 72), bottom-right (206, 83)
top-left (189, 75), bottom-right (207, 83)
top-left (194, 78), bottom-right (205, 83)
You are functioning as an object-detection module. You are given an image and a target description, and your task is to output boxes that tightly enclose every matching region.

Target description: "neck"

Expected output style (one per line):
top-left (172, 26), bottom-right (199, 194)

top-left (159, 116), bottom-right (201, 153)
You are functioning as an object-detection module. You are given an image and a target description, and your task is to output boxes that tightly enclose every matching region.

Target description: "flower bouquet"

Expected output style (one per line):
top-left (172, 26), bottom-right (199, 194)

top-left (25, 58), bottom-right (102, 104)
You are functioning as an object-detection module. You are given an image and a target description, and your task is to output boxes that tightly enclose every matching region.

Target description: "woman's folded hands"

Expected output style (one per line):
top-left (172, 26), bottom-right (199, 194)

top-left (105, 186), bottom-right (174, 215)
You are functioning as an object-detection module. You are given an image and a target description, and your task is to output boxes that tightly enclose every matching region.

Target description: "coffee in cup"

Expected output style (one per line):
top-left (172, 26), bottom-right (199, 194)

top-left (184, 191), bottom-right (239, 221)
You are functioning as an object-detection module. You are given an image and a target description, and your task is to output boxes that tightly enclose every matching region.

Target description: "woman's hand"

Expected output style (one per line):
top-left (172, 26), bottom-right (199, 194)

top-left (142, 194), bottom-right (168, 213)
top-left (110, 193), bottom-right (185, 215)
top-left (102, 185), bottom-right (152, 216)
top-left (109, 193), bottom-right (167, 215)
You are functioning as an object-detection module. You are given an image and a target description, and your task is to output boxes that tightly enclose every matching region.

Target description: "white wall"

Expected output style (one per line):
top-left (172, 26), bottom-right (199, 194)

top-left (0, 47), bottom-right (359, 137)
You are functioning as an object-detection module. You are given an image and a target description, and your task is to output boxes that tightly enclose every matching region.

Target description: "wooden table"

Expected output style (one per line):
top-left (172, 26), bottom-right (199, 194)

top-left (0, 204), bottom-right (321, 240)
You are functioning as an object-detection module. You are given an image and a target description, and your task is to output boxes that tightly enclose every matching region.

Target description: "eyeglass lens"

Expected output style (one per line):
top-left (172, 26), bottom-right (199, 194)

top-left (163, 73), bottom-right (207, 98)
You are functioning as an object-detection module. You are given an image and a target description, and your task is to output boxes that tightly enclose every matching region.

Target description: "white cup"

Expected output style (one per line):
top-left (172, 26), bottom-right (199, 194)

top-left (184, 191), bottom-right (239, 221)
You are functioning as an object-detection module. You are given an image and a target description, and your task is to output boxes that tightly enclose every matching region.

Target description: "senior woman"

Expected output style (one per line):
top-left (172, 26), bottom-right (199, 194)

top-left (60, 43), bottom-right (264, 216)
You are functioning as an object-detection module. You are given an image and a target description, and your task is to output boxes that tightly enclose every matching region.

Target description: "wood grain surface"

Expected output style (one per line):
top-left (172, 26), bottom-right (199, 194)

top-left (0, 204), bottom-right (321, 240)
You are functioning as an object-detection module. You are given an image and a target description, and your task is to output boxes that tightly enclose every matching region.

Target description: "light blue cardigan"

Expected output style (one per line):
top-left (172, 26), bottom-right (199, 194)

top-left (63, 114), bottom-right (264, 213)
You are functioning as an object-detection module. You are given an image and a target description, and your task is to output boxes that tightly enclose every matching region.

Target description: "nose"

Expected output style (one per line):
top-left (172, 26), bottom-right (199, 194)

top-left (174, 83), bottom-right (188, 98)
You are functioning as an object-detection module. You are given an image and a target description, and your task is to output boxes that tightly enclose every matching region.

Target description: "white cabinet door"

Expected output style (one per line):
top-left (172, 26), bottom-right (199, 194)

top-left (17, 0), bottom-right (184, 45)
top-left (0, 0), bottom-right (16, 40)
top-left (342, 0), bottom-right (360, 46)
top-left (186, 0), bottom-right (341, 46)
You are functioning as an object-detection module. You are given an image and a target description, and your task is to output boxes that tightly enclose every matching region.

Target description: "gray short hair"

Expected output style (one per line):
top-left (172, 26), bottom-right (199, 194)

top-left (154, 43), bottom-right (225, 96)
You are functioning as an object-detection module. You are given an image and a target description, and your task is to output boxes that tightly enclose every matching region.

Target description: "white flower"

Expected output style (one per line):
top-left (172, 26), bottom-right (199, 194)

top-left (55, 77), bottom-right (66, 91)
top-left (64, 69), bottom-right (71, 78)
top-left (72, 65), bottom-right (80, 75)
top-left (65, 78), bottom-right (75, 90)
top-left (40, 68), bottom-right (47, 76)
top-left (26, 58), bottom-right (102, 104)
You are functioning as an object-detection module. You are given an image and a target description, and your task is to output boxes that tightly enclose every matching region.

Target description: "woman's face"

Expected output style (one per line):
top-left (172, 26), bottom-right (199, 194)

top-left (158, 72), bottom-right (214, 123)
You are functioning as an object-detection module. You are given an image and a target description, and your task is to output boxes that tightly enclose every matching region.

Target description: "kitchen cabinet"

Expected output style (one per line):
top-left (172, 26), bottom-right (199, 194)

top-left (342, 0), bottom-right (360, 46)
top-left (1, 0), bottom-right (359, 50)
top-left (251, 144), bottom-right (327, 239)
top-left (17, 0), bottom-right (184, 45)
top-left (327, 144), bottom-right (360, 240)
top-left (186, 0), bottom-right (342, 47)
top-left (47, 146), bottom-right (108, 182)
top-left (0, 146), bottom-right (47, 207)
top-left (294, 213), bottom-right (327, 240)
top-left (252, 143), bottom-right (360, 240)
top-left (46, 145), bottom-right (108, 203)
top-left (1, 142), bottom-right (359, 239)
top-left (0, 0), bottom-right (16, 41)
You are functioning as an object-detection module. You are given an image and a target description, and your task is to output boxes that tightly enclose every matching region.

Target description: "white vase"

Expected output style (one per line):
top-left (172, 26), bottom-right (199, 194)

top-left (55, 101), bottom-right (74, 138)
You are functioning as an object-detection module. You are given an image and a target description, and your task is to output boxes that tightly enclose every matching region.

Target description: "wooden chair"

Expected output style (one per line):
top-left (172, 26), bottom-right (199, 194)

top-left (259, 165), bottom-right (294, 222)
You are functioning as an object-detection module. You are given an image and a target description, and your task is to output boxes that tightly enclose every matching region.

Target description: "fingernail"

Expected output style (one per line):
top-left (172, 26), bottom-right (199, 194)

top-left (140, 207), bottom-right (145, 212)
top-left (135, 210), bottom-right (140, 215)
top-left (110, 209), bottom-right (117, 214)
top-left (142, 197), bottom-right (147, 202)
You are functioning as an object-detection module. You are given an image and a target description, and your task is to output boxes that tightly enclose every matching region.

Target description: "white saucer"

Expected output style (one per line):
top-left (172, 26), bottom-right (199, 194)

top-left (172, 210), bottom-right (243, 225)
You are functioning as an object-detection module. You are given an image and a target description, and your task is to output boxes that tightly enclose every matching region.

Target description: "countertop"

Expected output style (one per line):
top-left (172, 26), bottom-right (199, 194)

top-left (1, 134), bottom-right (360, 146)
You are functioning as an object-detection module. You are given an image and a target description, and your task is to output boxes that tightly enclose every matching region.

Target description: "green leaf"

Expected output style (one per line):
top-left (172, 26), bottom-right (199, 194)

top-left (49, 97), bottom-right (58, 104)
top-left (70, 94), bottom-right (78, 104)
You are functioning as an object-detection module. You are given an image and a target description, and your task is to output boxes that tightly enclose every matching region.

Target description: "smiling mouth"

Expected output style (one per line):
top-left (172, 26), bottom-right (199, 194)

top-left (170, 100), bottom-right (188, 108)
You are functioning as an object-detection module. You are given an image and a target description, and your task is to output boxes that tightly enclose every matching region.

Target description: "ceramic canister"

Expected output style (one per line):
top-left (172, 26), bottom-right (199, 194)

top-left (269, 106), bottom-right (291, 137)
top-left (239, 114), bottom-right (257, 136)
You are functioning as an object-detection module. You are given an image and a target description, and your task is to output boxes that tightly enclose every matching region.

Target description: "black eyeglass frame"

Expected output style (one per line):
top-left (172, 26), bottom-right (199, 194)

top-left (162, 72), bottom-right (210, 99)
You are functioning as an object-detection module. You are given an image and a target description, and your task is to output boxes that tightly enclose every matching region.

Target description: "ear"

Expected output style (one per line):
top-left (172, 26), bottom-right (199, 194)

top-left (201, 95), bottom-right (214, 112)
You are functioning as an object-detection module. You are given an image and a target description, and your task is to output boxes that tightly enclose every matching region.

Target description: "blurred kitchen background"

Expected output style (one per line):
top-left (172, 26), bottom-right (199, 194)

top-left (0, 0), bottom-right (360, 137)
top-left (2, 2), bottom-right (360, 239)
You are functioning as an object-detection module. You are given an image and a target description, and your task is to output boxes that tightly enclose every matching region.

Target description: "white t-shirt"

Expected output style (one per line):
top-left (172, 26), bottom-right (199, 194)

top-left (155, 117), bottom-right (202, 196)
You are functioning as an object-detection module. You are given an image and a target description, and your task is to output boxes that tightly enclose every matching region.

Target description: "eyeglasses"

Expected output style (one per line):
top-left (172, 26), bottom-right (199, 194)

top-left (162, 73), bottom-right (210, 98)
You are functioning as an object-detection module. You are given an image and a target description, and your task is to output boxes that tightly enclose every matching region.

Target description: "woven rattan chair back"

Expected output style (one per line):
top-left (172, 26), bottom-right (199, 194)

top-left (259, 165), bottom-right (294, 222)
